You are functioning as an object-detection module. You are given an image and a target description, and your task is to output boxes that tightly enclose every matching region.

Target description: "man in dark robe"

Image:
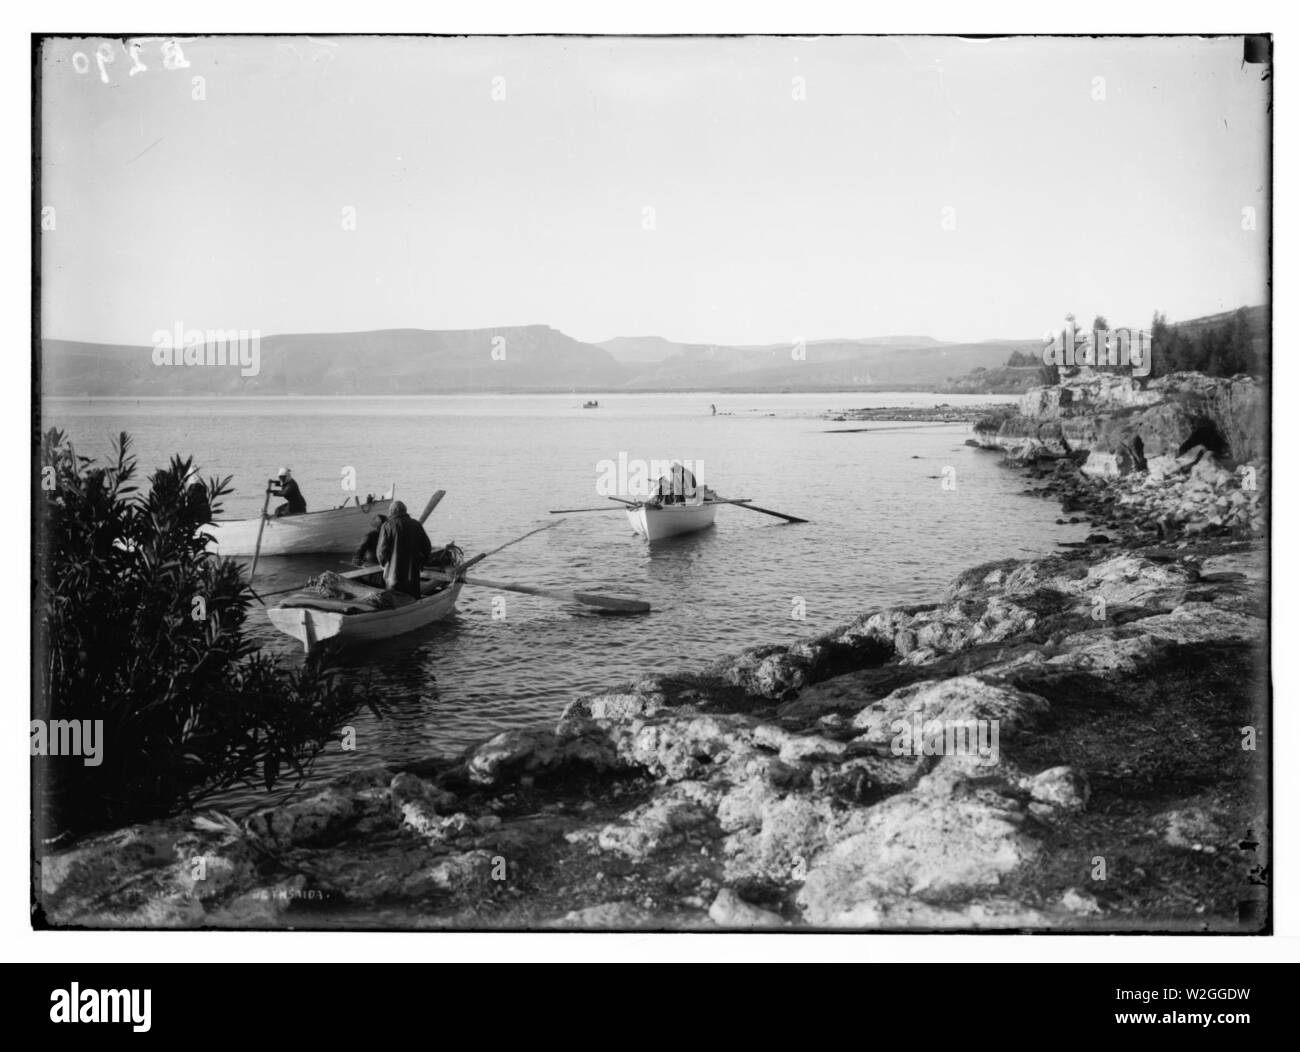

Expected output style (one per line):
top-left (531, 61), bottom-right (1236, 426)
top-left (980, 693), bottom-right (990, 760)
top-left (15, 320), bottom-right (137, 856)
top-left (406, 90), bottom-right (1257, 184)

top-left (376, 501), bottom-right (433, 598)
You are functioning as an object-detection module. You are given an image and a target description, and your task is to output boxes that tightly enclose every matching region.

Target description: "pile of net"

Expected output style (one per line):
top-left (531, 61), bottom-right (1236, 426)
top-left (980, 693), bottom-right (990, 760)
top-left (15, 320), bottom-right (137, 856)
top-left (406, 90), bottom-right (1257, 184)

top-left (427, 542), bottom-right (464, 571)
top-left (305, 570), bottom-right (349, 598)
top-left (280, 570), bottom-right (400, 612)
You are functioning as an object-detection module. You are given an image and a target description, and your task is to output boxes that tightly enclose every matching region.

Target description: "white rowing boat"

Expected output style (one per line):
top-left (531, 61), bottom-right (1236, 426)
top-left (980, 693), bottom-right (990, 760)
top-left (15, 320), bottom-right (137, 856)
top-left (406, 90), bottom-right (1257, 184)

top-left (266, 573), bottom-right (463, 652)
top-left (208, 498), bottom-right (393, 556)
top-left (626, 499), bottom-right (720, 541)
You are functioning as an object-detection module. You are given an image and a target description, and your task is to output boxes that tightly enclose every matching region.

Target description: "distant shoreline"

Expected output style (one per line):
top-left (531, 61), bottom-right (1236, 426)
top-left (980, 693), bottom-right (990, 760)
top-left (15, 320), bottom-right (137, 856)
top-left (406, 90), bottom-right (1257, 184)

top-left (42, 389), bottom-right (1011, 402)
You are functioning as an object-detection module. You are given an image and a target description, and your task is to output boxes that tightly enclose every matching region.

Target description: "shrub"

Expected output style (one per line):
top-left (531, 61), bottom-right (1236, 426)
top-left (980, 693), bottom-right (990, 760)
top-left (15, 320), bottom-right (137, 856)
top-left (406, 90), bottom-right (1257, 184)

top-left (34, 429), bottom-right (376, 839)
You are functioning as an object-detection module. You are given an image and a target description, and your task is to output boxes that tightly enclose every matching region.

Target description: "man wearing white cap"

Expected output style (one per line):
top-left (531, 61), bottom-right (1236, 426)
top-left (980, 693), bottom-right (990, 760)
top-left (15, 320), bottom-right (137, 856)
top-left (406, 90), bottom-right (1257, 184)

top-left (270, 467), bottom-right (307, 517)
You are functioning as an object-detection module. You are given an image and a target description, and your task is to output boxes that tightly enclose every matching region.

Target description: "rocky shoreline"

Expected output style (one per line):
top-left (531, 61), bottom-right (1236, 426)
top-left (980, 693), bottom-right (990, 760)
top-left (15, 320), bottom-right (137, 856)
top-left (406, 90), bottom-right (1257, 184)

top-left (825, 403), bottom-right (1013, 425)
top-left (37, 371), bottom-right (1269, 932)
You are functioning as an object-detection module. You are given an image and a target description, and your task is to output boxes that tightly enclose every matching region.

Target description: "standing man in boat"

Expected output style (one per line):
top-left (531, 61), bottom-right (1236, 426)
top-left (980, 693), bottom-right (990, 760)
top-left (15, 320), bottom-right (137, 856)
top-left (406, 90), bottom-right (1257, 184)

top-left (377, 500), bottom-right (433, 598)
top-left (270, 467), bottom-right (307, 517)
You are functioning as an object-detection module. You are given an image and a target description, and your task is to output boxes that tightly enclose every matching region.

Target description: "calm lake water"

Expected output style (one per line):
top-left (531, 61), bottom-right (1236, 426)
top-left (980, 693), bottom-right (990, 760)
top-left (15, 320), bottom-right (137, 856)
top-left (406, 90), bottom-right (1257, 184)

top-left (44, 392), bottom-right (1086, 814)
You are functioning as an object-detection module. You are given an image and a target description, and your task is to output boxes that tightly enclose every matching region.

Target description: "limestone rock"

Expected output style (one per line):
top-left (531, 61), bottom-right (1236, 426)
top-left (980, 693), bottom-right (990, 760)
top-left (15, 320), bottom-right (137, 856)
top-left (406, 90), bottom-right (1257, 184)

top-left (709, 888), bottom-right (787, 928)
top-left (797, 792), bottom-right (1038, 926)
top-left (1024, 766), bottom-right (1090, 811)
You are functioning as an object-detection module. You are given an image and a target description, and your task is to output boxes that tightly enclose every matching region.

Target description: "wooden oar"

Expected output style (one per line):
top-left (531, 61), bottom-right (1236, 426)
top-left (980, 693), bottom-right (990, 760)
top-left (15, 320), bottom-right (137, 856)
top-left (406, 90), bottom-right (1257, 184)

top-left (457, 520), bottom-right (564, 574)
top-left (248, 482), bottom-right (273, 581)
top-left (256, 563), bottom-right (383, 601)
top-left (245, 482), bottom-right (276, 604)
top-left (549, 506), bottom-right (626, 514)
top-left (424, 568), bottom-right (650, 613)
top-left (419, 489), bottom-right (446, 523)
top-left (713, 497), bottom-right (809, 524)
top-left (257, 519), bottom-right (564, 603)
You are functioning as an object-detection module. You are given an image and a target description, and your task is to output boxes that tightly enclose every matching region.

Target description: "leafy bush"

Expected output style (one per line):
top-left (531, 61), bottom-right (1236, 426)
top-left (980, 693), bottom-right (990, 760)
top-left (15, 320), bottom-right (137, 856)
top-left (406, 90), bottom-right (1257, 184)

top-left (34, 429), bottom-right (375, 838)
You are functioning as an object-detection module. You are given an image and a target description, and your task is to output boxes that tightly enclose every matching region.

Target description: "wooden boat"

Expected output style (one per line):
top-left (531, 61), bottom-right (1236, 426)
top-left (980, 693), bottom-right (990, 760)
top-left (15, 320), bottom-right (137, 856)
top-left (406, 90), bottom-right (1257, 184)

top-left (208, 497), bottom-right (393, 556)
top-left (266, 570), bottom-right (463, 652)
top-left (626, 498), bottom-right (720, 541)
top-left (583, 400), bottom-right (599, 408)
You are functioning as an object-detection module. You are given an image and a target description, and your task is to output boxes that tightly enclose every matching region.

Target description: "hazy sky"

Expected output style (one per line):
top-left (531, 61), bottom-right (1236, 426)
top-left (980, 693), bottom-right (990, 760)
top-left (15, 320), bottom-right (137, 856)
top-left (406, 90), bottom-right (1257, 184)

top-left (40, 35), bottom-right (1270, 346)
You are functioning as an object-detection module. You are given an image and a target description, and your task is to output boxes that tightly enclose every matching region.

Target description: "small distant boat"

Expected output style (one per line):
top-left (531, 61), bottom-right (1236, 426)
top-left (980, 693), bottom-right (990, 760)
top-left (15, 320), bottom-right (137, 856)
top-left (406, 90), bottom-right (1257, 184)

top-left (208, 495), bottom-right (393, 556)
top-left (626, 498), bottom-right (720, 541)
top-left (267, 570), bottom-right (463, 651)
top-left (582, 400), bottom-right (599, 409)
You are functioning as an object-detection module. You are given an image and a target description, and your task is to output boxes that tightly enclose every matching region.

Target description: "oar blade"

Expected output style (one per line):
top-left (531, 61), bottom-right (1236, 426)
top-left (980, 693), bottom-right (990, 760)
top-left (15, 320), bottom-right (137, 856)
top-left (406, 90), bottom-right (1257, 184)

top-left (572, 592), bottom-right (651, 613)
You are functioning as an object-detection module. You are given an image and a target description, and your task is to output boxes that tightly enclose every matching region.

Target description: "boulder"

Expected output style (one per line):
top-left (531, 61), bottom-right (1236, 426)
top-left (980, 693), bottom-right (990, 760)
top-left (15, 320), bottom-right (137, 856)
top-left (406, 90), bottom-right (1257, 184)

top-left (709, 888), bottom-right (787, 928)
top-left (797, 792), bottom-right (1038, 926)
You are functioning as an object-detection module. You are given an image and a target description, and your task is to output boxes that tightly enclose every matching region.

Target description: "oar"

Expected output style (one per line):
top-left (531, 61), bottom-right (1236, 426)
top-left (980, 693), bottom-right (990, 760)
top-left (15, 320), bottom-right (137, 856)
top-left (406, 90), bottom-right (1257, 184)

top-left (257, 520), bottom-right (563, 603)
top-left (713, 497), bottom-right (809, 524)
top-left (607, 496), bottom-right (641, 506)
top-left (424, 568), bottom-right (650, 613)
top-left (255, 564), bottom-right (382, 601)
top-left (457, 520), bottom-right (564, 574)
top-left (549, 506), bottom-right (627, 514)
top-left (246, 482), bottom-right (275, 604)
top-left (419, 489), bottom-right (446, 523)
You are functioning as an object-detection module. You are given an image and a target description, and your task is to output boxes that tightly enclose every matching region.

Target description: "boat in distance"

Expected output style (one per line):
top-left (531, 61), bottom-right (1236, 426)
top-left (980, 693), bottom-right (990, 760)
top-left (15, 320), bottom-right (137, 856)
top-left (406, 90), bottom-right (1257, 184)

top-left (207, 498), bottom-right (393, 556)
top-left (626, 499), bottom-right (720, 541)
top-left (267, 572), bottom-right (463, 651)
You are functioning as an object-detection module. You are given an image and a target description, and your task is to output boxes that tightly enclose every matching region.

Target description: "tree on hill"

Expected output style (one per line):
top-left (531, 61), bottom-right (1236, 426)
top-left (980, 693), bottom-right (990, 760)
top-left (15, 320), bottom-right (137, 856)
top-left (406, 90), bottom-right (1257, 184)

top-left (1150, 308), bottom-right (1263, 379)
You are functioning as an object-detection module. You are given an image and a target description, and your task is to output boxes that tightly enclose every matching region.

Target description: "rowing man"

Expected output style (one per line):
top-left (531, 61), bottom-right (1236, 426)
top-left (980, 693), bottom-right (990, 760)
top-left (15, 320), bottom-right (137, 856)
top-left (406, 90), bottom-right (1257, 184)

top-left (270, 467), bottom-right (307, 517)
top-left (655, 462), bottom-right (698, 505)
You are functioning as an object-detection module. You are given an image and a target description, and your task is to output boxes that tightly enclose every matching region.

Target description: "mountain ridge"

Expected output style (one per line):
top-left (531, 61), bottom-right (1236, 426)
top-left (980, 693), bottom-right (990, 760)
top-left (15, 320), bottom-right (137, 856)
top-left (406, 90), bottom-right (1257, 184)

top-left (42, 309), bottom-right (1264, 398)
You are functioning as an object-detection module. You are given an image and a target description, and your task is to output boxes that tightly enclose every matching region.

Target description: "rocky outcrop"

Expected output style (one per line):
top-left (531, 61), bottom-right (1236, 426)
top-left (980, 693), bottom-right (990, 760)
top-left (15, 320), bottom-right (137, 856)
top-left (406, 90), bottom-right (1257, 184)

top-left (977, 370), bottom-right (1266, 469)
top-left (37, 538), bottom-right (1267, 932)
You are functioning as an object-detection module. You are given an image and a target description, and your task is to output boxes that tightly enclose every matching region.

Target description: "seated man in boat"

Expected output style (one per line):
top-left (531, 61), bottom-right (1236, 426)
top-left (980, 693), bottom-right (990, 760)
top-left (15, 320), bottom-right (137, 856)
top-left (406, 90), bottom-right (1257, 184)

top-left (654, 462), bottom-right (698, 505)
top-left (270, 467), bottom-right (307, 517)
top-left (352, 514), bottom-right (387, 566)
top-left (376, 500), bottom-right (433, 599)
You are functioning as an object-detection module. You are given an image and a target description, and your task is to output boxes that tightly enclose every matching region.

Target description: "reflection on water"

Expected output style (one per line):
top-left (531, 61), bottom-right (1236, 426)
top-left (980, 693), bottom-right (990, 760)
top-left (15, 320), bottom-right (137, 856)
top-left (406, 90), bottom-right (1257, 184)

top-left (46, 392), bottom-right (1088, 815)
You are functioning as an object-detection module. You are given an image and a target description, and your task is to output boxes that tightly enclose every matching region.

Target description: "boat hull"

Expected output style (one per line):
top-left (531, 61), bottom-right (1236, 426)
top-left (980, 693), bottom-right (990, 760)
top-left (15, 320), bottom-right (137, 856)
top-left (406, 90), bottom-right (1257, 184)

top-left (626, 501), bottom-right (718, 541)
top-left (266, 581), bottom-right (462, 652)
top-left (208, 499), bottom-right (393, 556)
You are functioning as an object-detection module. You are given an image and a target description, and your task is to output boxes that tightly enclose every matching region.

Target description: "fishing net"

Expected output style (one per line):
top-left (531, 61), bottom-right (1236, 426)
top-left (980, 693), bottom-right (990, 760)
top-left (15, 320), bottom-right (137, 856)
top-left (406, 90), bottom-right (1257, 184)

top-left (427, 542), bottom-right (464, 571)
top-left (305, 570), bottom-right (347, 598)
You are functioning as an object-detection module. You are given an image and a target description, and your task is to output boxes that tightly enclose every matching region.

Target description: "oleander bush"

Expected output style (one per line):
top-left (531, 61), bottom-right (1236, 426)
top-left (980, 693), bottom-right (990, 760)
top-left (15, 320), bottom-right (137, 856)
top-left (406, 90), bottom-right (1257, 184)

top-left (34, 428), bottom-right (375, 838)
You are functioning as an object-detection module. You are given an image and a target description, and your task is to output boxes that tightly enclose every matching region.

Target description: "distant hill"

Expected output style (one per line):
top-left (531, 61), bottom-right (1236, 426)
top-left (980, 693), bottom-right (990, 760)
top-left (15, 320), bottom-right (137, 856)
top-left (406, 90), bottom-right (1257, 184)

top-left (42, 311), bottom-right (1264, 397)
top-left (42, 326), bottom-right (630, 397)
top-left (611, 337), bottom-right (1039, 391)
top-left (598, 336), bottom-right (688, 363)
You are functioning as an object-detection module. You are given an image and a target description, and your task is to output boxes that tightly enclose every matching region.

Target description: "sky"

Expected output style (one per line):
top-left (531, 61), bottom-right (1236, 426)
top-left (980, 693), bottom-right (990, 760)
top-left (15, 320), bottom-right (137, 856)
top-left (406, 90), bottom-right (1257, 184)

top-left (39, 34), bottom-right (1270, 347)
